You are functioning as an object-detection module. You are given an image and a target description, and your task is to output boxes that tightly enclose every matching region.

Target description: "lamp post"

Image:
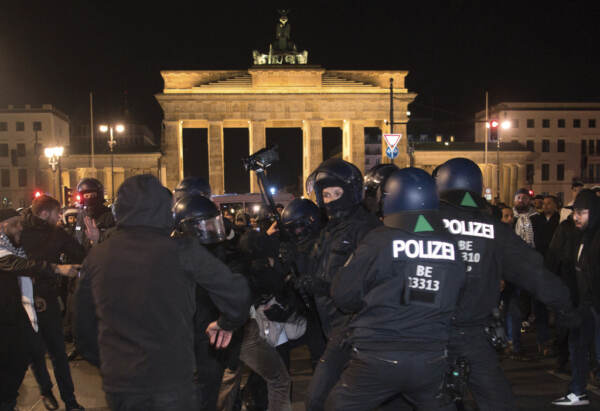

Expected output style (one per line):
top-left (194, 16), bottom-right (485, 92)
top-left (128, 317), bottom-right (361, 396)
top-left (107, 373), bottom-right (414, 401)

top-left (44, 146), bottom-right (64, 200)
top-left (99, 124), bottom-right (125, 202)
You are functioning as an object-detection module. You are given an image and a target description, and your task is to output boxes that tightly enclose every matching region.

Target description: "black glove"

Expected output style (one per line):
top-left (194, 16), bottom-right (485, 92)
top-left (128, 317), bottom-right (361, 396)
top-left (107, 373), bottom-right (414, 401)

top-left (294, 275), bottom-right (330, 297)
top-left (556, 307), bottom-right (583, 329)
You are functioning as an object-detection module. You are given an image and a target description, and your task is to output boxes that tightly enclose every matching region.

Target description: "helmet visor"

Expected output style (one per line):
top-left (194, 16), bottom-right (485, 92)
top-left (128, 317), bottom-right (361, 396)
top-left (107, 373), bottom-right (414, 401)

top-left (183, 214), bottom-right (227, 244)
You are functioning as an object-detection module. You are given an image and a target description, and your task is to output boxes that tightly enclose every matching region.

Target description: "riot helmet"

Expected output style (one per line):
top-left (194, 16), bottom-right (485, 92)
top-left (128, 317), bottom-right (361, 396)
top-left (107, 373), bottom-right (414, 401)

top-left (173, 176), bottom-right (211, 203)
top-left (434, 157), bottom-right (483, 196)
top-left (281, 198), bottom-right (322, 241)
top-left (305, 169), bottom-right (317, 197)
top-left (172, 194), bottom-right (227, 244)
top-left (364, 163), bottom-right (400, 216)
top-left (77, 178), bottom-right (105, 209)
top-left (313, 158), bottom-right (363, 218)
top-left (383, 167), bottom-right (439, 217)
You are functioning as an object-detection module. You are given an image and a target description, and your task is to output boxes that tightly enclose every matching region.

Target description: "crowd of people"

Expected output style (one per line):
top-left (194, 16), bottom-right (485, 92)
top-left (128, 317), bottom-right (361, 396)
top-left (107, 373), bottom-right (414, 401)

top-left (0, 156), bottom-right (598, 411)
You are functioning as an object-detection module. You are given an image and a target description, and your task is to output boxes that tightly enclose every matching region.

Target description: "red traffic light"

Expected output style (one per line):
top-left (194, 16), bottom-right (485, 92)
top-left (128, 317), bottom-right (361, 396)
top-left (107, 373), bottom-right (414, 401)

top-left (489, 120), bottom-right (499, 128)
top-left (34, 191), bottom-right (42, 198)
top-left (529, 190), bottom-right (535, 197)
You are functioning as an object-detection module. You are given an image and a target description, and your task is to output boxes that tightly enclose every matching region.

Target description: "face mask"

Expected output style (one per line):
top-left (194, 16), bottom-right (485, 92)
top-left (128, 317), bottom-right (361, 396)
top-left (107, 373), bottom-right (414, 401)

top-left (324, 187), bottom-right (356, 219)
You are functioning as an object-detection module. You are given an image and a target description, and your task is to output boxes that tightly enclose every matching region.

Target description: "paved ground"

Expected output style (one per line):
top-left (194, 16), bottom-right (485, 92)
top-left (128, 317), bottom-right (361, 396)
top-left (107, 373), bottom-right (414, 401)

top-left (16, 336), bottom-right (600, 410)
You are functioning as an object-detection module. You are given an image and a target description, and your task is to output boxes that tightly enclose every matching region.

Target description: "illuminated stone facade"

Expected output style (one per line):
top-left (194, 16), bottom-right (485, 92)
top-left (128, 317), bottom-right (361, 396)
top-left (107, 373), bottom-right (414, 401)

top-left (155, 67), bottom-right (416, 195)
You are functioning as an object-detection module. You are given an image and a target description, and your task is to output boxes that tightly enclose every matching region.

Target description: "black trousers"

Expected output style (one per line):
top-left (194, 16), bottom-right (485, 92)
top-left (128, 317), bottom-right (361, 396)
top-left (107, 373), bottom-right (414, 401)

top-left (325, 348), bottom-right (453, 411)
top-left (30, 296), bottom-right (76, 403)
top-left (0, 322), bottom-right (31, 409)
top-left (194, 336), bottom-right (225, 411)
top-left (447, 327), bottom-right (515, 411)
top-left (106, 383), bottom-right (197, 411)
top-left (306, 335), bottom-right (351, 411)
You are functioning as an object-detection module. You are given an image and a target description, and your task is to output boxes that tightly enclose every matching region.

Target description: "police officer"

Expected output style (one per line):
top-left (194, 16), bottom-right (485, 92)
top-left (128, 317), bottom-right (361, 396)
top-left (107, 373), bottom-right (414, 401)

top-left (363, 163), bottom-right (399, 218)
top-left (173, 176), bottom-right (212, 203)
top-left (302, 158), bottom-right (381, 411)
top-left (173, 193), bottom-right (235, 411)
top-left (277, 199), bottom-right (326, 369)
top-left (327, 167), bottom-right (465, 410)
top-left (434, 157), bottom-right (578, 410)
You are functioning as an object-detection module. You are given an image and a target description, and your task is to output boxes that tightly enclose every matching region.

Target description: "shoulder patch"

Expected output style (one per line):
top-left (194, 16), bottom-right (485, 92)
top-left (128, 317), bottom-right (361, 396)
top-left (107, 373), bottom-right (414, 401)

top-left (460, 192), bottom-right (478, 207)
top-left (414, 215), bottom-right (434, 232)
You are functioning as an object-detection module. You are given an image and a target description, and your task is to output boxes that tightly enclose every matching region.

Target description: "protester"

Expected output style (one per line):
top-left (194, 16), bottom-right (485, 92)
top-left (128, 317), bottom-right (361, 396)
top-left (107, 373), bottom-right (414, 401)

top-left (74, 175), bottom-right (251, 411)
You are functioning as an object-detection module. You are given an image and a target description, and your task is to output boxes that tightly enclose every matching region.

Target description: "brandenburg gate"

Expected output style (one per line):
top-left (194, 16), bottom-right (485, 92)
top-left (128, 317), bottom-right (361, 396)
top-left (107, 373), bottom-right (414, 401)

top-left (155, 12), bottom-right (416, 195)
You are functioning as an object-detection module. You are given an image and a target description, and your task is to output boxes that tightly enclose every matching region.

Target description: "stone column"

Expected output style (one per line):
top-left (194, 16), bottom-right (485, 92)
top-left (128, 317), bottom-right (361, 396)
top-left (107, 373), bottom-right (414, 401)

top-left (163, 120), bottom-right (183, 191)
top-left (510, 164), bottom-right (519, 198)
top-left (343, 120), bottom-right (366, 174)
top-left (249, 120), bottom-right (266, 193)
top-left (114, 167), bottom-right (125, 195)
top-left (302, 120), bottom-right (323, 197)
top-left (208, 121), bottom-right (225, 195)
top-left (103, 167), bottom-right (113, 203)
top-left (502, 165), bottom-right (512, 204)
top-left (516, 164), bottom-right (526, 190)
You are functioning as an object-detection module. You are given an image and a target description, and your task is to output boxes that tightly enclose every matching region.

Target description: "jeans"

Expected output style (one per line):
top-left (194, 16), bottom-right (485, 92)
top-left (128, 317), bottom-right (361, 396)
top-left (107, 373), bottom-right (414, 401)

top-left (306, 334), bottom-right (351, 411)
top-left (105, 384), bottom-right (197, 411)
top-left (325, 348), bottom-right (453, 411)
top-left (30, 297), bottom-right (76, 403)
top-left (448, 327), bottom-right (516, 411)
top-left (568, 307), bottom-right (596, 395)
top-left (217, 320), bottom-right (291, 411)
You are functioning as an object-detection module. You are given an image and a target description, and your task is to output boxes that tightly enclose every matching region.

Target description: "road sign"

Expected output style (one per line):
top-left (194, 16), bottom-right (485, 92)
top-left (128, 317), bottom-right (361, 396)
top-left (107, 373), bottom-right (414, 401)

top-left (384, 133), bottom-right (402, 160)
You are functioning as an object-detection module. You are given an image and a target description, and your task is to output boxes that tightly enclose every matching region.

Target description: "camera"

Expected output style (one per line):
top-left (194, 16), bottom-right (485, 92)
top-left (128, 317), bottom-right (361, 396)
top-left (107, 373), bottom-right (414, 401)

top-left (242, 146), bottom-right (279, 172)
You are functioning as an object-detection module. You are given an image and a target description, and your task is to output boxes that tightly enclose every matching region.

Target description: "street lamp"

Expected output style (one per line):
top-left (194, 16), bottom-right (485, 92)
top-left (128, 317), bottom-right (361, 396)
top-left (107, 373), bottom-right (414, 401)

top-left (44, 146), bottom-right (64, 200)
top-left (98, 124), bottom-right (125, 201)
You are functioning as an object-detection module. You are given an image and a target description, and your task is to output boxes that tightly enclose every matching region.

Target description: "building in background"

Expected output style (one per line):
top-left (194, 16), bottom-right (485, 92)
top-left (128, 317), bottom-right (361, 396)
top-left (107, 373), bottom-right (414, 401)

top-left (0, 104), bottom-right (69, 208)
top-left (475, 102), bottom-right (600, 203)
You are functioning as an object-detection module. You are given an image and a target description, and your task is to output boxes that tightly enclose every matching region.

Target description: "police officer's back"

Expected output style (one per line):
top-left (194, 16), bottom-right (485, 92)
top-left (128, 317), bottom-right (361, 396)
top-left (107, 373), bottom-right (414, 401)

top-left (327, 168), bottom-right (465, 411)
top-left (434, 158), bottom-right (576, 410)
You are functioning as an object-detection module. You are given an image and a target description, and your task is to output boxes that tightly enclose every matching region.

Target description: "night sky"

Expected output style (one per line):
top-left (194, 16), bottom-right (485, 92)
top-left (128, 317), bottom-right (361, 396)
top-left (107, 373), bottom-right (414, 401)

top-left (1, 1), bottom-right (599, 192)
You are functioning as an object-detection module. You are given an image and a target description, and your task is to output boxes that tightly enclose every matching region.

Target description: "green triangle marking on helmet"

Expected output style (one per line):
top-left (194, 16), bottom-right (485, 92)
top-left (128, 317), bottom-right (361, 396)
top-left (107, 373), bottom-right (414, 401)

top-left (460, 192), bottom-right (478, 207)
top-left (414, 215), bottom-right (434, 232)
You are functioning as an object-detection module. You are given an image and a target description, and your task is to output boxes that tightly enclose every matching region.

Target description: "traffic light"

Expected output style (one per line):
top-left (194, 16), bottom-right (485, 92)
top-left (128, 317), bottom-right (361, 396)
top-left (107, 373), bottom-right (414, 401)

top-left (64, 187), bottom-right (73, 207)
top-left (33, 190), bottom-right (43, 199)
top-left (489, 120), bottom-right (499, 143)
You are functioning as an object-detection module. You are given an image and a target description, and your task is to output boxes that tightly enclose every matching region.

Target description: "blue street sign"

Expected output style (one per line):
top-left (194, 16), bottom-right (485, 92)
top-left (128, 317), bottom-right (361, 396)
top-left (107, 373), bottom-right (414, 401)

top-left (386, 146), bottom-right (399, 159)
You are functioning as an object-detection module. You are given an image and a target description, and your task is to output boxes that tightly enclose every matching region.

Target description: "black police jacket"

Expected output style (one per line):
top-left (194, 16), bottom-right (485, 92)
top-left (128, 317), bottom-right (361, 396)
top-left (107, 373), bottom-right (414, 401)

top-left (332, 212), bottom-right (466, 351)
top-left (438, 190), bottom-right (572, 328)
top-left (308, 205), bottom-right (381, 338)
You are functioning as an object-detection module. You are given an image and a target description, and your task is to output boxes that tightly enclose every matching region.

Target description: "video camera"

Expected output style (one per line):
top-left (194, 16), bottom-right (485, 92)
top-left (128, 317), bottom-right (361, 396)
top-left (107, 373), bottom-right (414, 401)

top-left (242, 146), bottom-right (279, 172)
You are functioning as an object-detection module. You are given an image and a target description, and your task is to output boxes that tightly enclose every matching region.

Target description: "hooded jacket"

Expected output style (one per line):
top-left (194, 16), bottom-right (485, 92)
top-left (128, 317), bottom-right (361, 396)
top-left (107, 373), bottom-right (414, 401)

top-left (74, 174), bottom-right (251, 393)
top-left (572, 190), bottom-right (600, 311)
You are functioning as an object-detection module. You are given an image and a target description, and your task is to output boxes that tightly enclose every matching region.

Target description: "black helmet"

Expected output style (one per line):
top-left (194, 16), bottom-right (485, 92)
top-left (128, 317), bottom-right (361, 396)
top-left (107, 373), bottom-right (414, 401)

top-left (313, 158), bottom-right (363, 218)
top-left (172, 194), bottom-right (226, 244)
top-left (77, 178), bottom-right (104, 208)
top-left (364, 163), bottom-right (400, 216)
top-left (281, 198), bottom-right (322, 241)
top-left (383, 168), bottom-right (439, 216)
top-left (305, 169), bottom-right (317, 196)
top-left (173, 176), bottom-right (211, 203)
top-left (435, 158), bottom-right (483, 196)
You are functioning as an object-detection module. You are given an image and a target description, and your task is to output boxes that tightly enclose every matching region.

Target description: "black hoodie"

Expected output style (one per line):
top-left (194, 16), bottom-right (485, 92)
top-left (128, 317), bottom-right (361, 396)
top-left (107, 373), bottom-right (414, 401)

top-left (75, 174), bottom-right (251, 393)
top-left (572, 189), bottom-right (600, 310)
